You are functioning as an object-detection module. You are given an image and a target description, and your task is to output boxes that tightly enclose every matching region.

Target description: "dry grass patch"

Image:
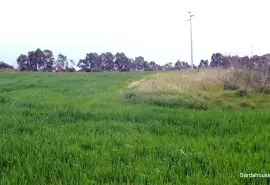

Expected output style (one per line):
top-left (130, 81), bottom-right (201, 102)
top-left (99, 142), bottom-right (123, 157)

top-left (0, 68), bottom-right (17, 72)
top-left (128, 68), bottom-right (234, 94)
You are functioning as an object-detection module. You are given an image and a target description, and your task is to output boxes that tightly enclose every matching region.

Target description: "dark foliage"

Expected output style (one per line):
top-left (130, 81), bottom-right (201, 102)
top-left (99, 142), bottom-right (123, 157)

top-left (0, 61), bottom-right (14, 69)
top-left (76, 52), bottom-right (191, 72)
top-left (11, 49), bottom-right (270, 74)
top-left (235, 90), bottom-right (248, 97)
top-left (17, 49), bottom-right (54, 71)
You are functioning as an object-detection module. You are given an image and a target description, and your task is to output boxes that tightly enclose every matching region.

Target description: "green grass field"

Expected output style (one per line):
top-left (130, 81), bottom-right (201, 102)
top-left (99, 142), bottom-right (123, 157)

top-left (0, 71), bottom-right (269, 184)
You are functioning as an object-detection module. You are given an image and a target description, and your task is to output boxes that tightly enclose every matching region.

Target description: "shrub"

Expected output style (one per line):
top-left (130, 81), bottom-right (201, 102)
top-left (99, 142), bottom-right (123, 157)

top-left (235, 90), bottom-right (248, 97)
top-left (222, 79), bottom-right (240, 90)
top-left (238, 101), bottom-right (254, 108)
top-left (257, 86), bottom-right (270, 94)
top-left (124, 92), bottom-right (136, 99)
top-left (149, 98), bottom-right (208, 110)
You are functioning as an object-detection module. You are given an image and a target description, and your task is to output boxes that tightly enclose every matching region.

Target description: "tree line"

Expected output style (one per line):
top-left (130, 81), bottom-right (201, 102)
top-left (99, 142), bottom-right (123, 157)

top-left (200, 53), bottom-right (270, 71)
top-left (0, 48), bottom-right (269, 72)
top-left (14, 49), bottom-right (191, 72)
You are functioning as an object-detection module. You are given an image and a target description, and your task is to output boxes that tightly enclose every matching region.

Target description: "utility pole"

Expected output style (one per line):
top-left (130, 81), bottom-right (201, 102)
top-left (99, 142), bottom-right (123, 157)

top-left (187, 11), bottom-right (194, 69)
top-left (250, 44), bottom-right (253, 57)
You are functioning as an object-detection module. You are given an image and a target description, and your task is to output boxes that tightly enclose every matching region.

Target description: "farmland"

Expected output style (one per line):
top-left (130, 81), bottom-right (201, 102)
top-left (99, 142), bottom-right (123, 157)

top-left (0, 71), bottom-right (269, 184)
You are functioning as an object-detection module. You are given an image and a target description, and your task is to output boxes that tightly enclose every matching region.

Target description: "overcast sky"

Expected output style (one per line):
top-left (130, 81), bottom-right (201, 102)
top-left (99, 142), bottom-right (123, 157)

top-left (0, 0), bottom-right (270, 66)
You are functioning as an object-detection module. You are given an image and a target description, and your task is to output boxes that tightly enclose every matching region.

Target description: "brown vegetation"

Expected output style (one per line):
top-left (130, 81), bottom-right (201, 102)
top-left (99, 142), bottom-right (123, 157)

top-left (128, 68), bottom-right (233, 93)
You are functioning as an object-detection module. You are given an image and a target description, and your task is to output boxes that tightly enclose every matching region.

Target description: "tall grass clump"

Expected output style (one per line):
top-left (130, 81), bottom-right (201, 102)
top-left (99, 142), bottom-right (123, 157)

top-left (232, 68), bottom-right (270, 93)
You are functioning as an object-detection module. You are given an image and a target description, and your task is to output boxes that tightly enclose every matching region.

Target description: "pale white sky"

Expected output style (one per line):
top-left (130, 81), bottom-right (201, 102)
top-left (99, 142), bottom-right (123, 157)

top-left (0, 0), bottom-right (270, 67)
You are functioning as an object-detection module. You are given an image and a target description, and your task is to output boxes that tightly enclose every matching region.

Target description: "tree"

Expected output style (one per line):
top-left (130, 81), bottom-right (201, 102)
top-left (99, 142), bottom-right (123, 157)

top-left (173, 61), bottom-right (191, 70)
top-left (183, 62), bottom-right (191, 69)
top-left (220, 56), bottom-right (231, 68)
top-left (77, 59), bottom-right (88, 72)
top-left (210, 53), bottom-right (232, 68)
top-left (99, 52), bottom-right (115, 71)
top-left (56, 53), bottom-right (68, 71)
top-left (129, 58), bottom-right (136, 71)
top-left (142, 61), bottom-right (150, 71)
top-left (88, 53), bottom-right (101, 72)
top-left (114, 53), bottom-right (130, 71)
top-left (35, 49), bottom-right (46, 71)
top-left (163, 62), bottom-right (174, 71)
top-left (69, 59), bottom-right (75, 68)
top-left (0, 61), bottom-right (14, 69)
top-left (17, 49), bottom-right (54, 71)
top-left (77, 53), bottom-right (100, 72)
top-left (41, 50), bottom-right (55, 71)
top-left (17, 54), bottom-right (30, 71)
top-left (134, 56), bottom-right (145, 71)
top-left (198, 59), bottom-right (209, 68)
top-left (174, 60), bottom-right (183, 70)
top-left (210, 53), bottom-right (223, 68)
top-left (27, 51), bottom-right (37, 71)
top-left (27, 49), bottom-right (48, 71)
top-left (149, 61), bottom-right (159, 71)
top-left (174, 61), bottom-right (181, 70)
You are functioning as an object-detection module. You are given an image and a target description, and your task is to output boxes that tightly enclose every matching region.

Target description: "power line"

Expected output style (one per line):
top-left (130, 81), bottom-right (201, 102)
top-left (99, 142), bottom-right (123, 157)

top-left (187, 11), bottom-right (194, 69)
